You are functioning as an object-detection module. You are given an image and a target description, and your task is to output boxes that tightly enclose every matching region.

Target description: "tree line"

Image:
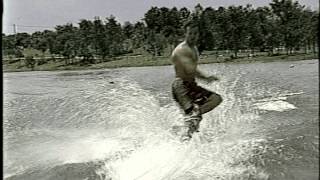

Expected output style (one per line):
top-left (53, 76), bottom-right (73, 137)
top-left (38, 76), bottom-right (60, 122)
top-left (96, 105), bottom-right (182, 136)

top-left (2, 0), bottom-right (319, 65)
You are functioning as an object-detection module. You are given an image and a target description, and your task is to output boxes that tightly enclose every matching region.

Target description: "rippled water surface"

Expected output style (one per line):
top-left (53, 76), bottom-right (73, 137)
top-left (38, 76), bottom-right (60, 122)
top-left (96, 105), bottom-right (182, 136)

top-left (3, 59), bottom-right (319, 180)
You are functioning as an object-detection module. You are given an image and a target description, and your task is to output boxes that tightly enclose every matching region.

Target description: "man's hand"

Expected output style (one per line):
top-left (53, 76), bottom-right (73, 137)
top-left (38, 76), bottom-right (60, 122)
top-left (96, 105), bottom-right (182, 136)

top-left (204, 75), bottom-right (219, 83)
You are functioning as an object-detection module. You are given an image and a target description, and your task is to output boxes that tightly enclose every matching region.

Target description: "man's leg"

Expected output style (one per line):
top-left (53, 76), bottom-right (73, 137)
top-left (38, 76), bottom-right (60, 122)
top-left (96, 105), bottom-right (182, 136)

top-left (172, 79), bottom-right (197, 141)
top-left (190, 93), bottom-right (222, 133)
top-left (199, 93), bottom-right (223, 115)
top-left (184, 103), bottom-right (201, 134)
top-left (181, 94), bottom-right (223, 141)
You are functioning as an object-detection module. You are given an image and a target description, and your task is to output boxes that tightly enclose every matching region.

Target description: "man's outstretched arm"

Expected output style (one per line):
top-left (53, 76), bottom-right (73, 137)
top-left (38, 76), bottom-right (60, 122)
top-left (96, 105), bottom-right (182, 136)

top-left (195, 69), bottom-right (219, 83)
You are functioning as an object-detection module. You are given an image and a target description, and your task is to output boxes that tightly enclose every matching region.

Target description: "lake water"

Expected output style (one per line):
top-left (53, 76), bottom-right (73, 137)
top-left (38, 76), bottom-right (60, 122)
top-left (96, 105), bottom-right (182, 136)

top-left (3, 59), bottom-right (319, 180)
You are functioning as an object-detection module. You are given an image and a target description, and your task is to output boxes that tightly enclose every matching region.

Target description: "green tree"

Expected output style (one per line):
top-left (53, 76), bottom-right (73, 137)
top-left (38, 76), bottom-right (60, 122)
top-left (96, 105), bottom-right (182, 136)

top-left (42, 30), bottom-right (57, 55)
top-left (223, 5), bottom-right (249, 58)
top-left (31, 31), bottom-right (47, 54)
top-left (54, 23), bottom-right (78, 64)
top-left (105, 15), bottom-right (124, 57)
top-left (179, 7), bottom-right (191, 27)
top-left (270, 0), bottom-right (305, 54)
top-left (144, 7), bottom-right (162, 33)
top-left (123, 21), bottom-right (134, 39)
top-left (199, 7), bottom-right (217, 51)
top-left (122, 21), bottom-right (135, 53)
top-left (263, 8), bottom-right (282, 55)
top-left (246, 6), bottom-right (271, 54)
top-left (145, 30), bottom-right (166, 56)
top-left (92, 17), bottom-right (110, 60)
top-left (132, 22), bottom-right (147, 50)
top-left (78, 19), bottom-right (94, 64)
top-left (310, 11), bottom-right (319, 54)
top-left (2, 34), bottom-right (16, 56)
top-left (15, 33), bottom-right (31, 48)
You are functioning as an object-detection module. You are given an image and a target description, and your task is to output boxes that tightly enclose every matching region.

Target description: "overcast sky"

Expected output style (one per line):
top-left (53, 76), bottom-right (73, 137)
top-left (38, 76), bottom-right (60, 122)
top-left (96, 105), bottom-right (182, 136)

top-left (3, 0), bottom-right (319, 34)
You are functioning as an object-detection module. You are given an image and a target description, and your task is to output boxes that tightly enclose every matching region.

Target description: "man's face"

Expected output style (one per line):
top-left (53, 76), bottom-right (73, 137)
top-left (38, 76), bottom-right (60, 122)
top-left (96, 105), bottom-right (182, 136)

top-left (186, 26), bottom-right (199, 44)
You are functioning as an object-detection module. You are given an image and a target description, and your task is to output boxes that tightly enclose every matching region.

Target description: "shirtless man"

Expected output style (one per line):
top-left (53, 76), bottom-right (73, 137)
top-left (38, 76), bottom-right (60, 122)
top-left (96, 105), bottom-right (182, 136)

top-left (171, 21), bottom-right (222, 141)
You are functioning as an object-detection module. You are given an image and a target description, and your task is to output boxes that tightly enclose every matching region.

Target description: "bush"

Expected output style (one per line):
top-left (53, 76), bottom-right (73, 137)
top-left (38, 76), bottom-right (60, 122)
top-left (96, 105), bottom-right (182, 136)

top-left (37, 56), bottom-right (47, 65)
top-left (25, 55), bottom-right (36, 70)
top-left (15, 49), bottom-right (24, 58)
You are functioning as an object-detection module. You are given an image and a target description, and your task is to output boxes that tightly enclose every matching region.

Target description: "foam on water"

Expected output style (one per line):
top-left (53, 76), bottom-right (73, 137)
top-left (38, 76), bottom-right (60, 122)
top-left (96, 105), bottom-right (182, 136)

top-left (253, 92), bottom-right (303, 112)
top-left (254, 100), bottom-right (296, 112)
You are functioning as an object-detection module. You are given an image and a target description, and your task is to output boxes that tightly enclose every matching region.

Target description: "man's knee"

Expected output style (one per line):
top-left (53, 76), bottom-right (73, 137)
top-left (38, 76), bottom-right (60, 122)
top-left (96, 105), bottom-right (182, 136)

top-left (215, 94), bottom-right (223, 105)
top-left (209, 93), bottom-right (222, 107)
top-left (198, 94), bottom-right (222, 114)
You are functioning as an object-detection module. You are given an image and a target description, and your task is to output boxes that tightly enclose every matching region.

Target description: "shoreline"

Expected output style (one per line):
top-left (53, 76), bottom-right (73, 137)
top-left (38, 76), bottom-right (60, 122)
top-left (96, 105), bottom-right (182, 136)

top-left (3, 53), bottom-right (318, 73)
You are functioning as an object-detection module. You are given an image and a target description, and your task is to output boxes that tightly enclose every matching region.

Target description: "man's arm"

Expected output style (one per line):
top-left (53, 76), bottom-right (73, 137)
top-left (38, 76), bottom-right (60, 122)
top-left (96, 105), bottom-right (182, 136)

top-left (195, 69), bottom-right (219, 82)
top-left (195, 69), bottom-right (208, 79)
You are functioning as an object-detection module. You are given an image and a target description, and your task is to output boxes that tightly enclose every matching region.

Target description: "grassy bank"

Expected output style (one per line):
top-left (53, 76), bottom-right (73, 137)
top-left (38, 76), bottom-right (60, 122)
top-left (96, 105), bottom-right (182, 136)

top-left (3, 53), bottom-right (318, 72)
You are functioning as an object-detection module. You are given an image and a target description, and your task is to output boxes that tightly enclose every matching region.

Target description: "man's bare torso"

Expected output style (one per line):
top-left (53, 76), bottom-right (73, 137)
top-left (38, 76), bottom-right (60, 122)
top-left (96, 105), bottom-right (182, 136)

top-left (171, 41), bottom-right (199, 82)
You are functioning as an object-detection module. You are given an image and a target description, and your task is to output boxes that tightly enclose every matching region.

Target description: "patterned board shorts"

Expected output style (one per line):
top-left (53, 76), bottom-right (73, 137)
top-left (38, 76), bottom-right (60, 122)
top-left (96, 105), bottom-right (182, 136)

top-left (172, 78), bottom-right (218, 114)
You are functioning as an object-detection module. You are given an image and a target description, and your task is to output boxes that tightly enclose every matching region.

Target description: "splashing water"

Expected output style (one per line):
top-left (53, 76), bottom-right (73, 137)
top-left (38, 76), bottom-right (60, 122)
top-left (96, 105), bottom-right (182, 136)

top-left (88, 73), bottom-right (269, 180)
